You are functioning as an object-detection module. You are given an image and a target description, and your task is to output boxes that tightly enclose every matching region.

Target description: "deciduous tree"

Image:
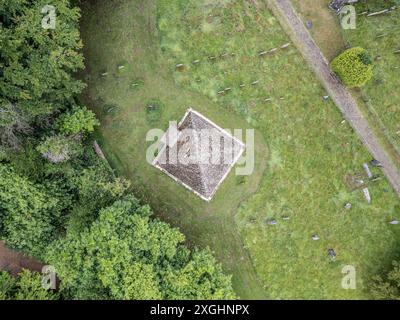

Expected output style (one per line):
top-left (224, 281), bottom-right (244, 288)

top-left (0, 270), bottom-right (58, 300)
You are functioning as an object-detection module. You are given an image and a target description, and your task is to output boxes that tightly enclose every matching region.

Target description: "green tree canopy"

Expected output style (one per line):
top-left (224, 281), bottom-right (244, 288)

top-left (0, 164), bottom-right (61, 257)
top-left (0, 101), bottom-right (31, 149)
top-left (65, 163), bottom-right (131, 233)
top-left (331, 47), bottom-right (373, 88)
top-left (46, 196), bottom-right (236, 300)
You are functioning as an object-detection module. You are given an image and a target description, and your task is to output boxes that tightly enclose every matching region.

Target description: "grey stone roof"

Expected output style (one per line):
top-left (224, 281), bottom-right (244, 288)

top-left (153, 108), bottom-right (245, 201)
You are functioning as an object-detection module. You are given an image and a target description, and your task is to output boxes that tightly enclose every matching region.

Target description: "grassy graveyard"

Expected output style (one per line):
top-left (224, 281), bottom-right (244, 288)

top-left (80, 0), bottom-right (400, 299)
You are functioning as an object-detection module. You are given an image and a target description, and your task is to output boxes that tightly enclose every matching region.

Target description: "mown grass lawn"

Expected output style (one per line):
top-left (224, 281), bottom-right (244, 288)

top-left (79, 0), bottom-right (400, 299)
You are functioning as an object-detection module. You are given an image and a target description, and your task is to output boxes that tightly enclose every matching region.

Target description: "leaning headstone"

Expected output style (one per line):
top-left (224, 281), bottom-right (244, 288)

top-left (312, 234), bottom-right (320, 241)
top-left (323, 95), bottom-right (329, 101)
top-left (306, 20), bottom-right (313, 29)
top-left (363, 163), bottom-right (373, 178)
top-left (363, 187), bottom-right (371, 204)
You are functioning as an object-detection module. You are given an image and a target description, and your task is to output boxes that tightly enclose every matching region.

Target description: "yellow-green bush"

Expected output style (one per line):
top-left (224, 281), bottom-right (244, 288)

top-left (331, 47), bottom-right (373, 87)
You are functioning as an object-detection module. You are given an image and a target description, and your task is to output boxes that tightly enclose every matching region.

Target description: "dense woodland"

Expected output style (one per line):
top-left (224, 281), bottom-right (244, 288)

top-left (0, 0), bottom-right (399, 300)
top-left (0, 0), bottom-right (235, 299)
